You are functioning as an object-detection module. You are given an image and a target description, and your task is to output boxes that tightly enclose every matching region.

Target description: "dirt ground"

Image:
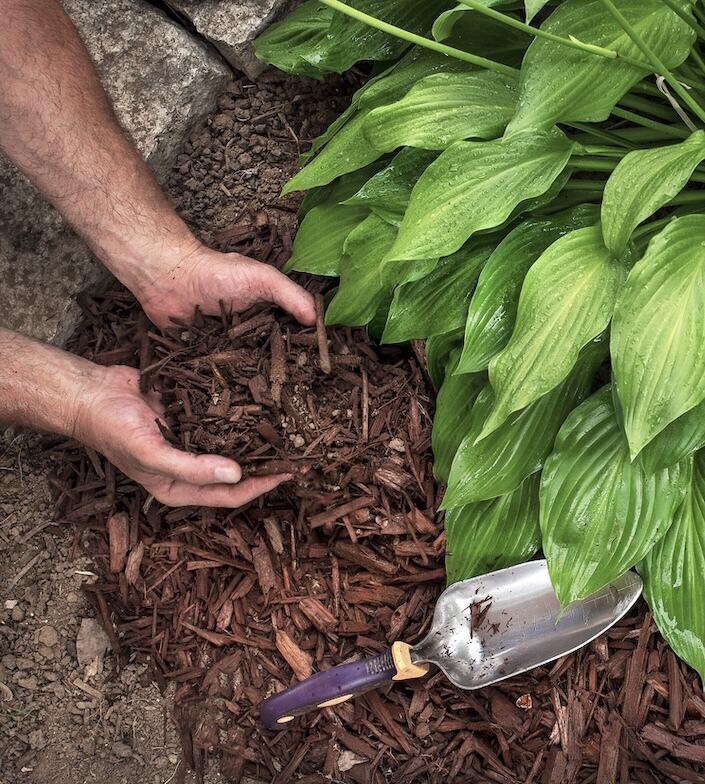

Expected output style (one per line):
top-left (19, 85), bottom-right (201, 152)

top-left (0, 70), bottom-right (353, 784)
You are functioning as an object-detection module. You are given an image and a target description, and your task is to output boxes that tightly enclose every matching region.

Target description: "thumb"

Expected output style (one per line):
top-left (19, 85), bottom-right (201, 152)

top-left (257, 266), bottom-right (316, 326)
top-left (145, 438), bottom-right (242, 486)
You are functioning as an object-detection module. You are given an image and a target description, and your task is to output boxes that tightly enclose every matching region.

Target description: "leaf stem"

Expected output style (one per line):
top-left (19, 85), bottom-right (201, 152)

top-left (317, 0), bottom-right (518, 77)
top-left (563, 180), bottom-right (606, 192)
top-left (577, 145), bottom-right (627, 157)
top-left (609, 124), bottom-right (687, 142)
top-left (598, 0), bottom-right (705, 125)
top-left (565, 122), bottom-right (636, 148)
top-left (621, 93), bottom-right (685, 121)
top-left (612, 107), bottom-right (690, 138)
top-left (457, 0), bottom-right (652, 69)
top-left (570, 158), bottom-right (619, 172)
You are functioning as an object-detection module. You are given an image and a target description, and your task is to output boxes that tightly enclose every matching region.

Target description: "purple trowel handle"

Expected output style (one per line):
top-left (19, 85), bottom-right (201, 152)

top-left (261, 650), bottom-right (396, 730)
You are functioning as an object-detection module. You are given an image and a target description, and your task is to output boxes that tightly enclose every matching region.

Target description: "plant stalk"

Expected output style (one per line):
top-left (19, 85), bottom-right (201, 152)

top-left (317, 0), bottom-right (518, 77)
top-left (457, 0), bottom-right (652, 69)
top-left (620, 93), bottom-right (685, 121)
top-left (565, 122), bottom-right (636, 148)
top-left (598, 0), bottom-right (705, 125)
top-left (612, 107), bottom-right (690, 138)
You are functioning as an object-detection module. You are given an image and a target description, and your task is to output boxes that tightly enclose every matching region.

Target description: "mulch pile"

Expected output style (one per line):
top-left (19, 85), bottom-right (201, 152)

top-left (52, 141), bottom-right (705, 784)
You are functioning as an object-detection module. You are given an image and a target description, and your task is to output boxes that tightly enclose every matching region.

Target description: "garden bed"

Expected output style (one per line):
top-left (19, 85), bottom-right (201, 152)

top-left (51, 72), bottom-right (705, 784)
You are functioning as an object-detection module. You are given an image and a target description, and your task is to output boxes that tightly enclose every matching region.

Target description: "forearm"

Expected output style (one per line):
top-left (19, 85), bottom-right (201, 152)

top-left (0, 0), bottom-right (196, 298)
top-left (0, 327), bottom-right (104, 438)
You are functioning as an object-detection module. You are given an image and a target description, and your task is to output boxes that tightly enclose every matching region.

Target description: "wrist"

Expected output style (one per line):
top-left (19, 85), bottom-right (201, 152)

top-left (91, 206), bottom-right (201, 304)
top-left (71, 363), bottom-right (126, 447)
top-left (0, 329), bottom-right (109, 440)
top-left (53, 353), bottom-right (110, 441)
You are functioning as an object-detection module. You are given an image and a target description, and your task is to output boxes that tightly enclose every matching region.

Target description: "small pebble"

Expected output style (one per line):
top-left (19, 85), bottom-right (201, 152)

top-left (37, 626), bottom-right (59, 647)
top-left (388, 438), bottom-right (406, 453)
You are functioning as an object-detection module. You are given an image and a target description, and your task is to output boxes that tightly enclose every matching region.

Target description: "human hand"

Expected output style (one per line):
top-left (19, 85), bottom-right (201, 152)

top-left (75, 365), bottom-right (288, 507)
top-left (136, 242), bottom-right (315, 330)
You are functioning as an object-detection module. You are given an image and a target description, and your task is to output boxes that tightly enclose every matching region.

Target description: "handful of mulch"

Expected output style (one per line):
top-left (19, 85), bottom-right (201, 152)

top-left (145, 295), bottom-right (431, 496)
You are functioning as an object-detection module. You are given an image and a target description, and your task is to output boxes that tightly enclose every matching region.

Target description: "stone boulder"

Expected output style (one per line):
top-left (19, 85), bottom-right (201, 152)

top-left (163, 0), bottom-right (295, 79)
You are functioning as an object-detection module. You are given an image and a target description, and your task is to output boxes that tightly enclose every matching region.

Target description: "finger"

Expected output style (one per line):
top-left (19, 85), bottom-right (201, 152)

top-left (145, 390), bottom-right (165, 417)
top-left (257, 266), bottom-right (316, 326)
top-left (144, 440), bottom-right (243, 486)
top-left (154, 474), bottom-right (290, 508)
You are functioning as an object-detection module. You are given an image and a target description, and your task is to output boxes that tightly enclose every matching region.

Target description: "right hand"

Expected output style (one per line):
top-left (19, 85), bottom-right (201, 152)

top-left (74, 365), bottom-right (289, 507)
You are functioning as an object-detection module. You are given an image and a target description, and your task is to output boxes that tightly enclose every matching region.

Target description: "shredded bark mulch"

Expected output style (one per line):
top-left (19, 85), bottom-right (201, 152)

top-left (50, 215), bottom-right (705, 784)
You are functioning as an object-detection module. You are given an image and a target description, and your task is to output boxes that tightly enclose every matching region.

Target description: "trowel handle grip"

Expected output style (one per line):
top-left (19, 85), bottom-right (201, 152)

top-left (260, 650), bottom-right (396, 730)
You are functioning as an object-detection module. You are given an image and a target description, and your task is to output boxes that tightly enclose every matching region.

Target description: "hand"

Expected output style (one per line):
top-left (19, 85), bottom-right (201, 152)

top-left (137, 243), bottom-right (316, 330)
top-left (75, 365), bottom-right (288, 507)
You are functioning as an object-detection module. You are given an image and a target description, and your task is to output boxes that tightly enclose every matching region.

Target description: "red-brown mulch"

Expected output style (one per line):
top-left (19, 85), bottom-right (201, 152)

top-left (51, 217), bottom-right (705, 784)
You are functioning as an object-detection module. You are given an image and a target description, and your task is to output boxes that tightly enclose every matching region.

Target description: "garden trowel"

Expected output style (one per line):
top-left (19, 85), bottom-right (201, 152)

top-left (260, 559), bottom-right (641, 729)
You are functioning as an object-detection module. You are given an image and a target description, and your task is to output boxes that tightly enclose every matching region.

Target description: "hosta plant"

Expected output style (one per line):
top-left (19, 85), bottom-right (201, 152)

top-left (256, 0), bottom-right (705, 681)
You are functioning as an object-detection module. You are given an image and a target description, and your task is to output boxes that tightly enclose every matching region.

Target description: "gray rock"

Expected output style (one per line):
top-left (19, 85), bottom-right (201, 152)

top-left (28, 729), bottom-right (46, 750)
top-left (0, 0), bottom-right (229, 346)
top-left (2, 655), bottom-right (17, 671)
top-left (112, 741), bottom-right (132, 759)
top-left (64, 0), bottom-right (230, 173)
top-left (36, 625), bottom-right (59, 648)
top-left (15, 674), bottom-right (39, 691)
top-left (75, 618), bottom-right (110, 675)
top-left (164, 0), bottom-right (294, 78)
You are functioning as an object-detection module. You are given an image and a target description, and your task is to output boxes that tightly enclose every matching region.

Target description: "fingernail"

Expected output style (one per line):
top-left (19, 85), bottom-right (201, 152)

top-left (214, 466), bottom-right (241, 483)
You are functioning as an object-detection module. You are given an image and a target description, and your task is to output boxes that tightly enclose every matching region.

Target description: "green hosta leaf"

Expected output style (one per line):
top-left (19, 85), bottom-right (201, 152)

top-left (325, 215), bottom-right (395, 326)
top-left (367, 296), bottom-right (394, 344)
top-left (325, 215), bottom-right (436, 327)
top-left (443, 338), bottom-right (602, 507)
top-left (285, 50), bottom-right (476, 194)
top-left (446, 474), bottom-right (541, 584)
top-left (299, 48), bottom-right (450, 165)
top-left (640, 398), bottom-right (705, 474)
top-left (253, 2), bottom-right (334, 78)
top-left (356, 47), bottom-right (476, 112)
top-left (541, 386), bottom-right (689, 606)
top-left (435, 7), bottom-right (531, 68)
top-left (525, 0), bottom-right (549, 22)
top-left (507, 0), bottom-right (695, 134)
top-left (284, 203), bottom-right (369, 276)
top-left (432, 350), bottom-right (485, 483)
top-left (382, 237), bottom-right (495, 343)
top-left (363, 71), bottom-right (518, 153)
top-left (433, 0), bottom-right (515, 42)
top-left (641, 450), bottom-right (705, 681)
top-left (426, 329), bottom-right (463, 389)
top-left (284, 111), bottom-right (383, 194)
top-left (482, 225), bottom-right (626, 438)
top-left (299, 162), bottom-right (388, 217)
top-left (602, 132), bottom-right (705, 258)
top-left (612, 215), bottom-right (705, 458)
top-left (344, 148), bottom-right (437, 226)
top-left (456, 204), bottom-right (600, 375)
top-left (306, 0), bottom-right (454, 74)
top-left (388, 128), bottom-right (574, 261)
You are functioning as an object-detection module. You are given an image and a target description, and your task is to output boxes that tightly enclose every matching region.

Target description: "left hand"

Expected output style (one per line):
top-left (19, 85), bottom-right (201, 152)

top-left (137, 243), bottom-right (316, 330)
